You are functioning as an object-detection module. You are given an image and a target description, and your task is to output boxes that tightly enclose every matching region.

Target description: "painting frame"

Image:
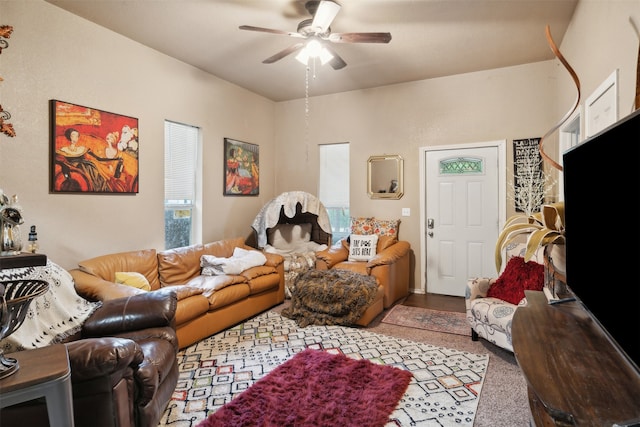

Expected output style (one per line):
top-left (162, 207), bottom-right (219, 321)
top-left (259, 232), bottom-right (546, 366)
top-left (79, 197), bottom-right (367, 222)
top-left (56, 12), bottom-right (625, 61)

top-left (223, 137), bottom-right (259, 196)
top-left (50, 99), bottom-right (139, 194)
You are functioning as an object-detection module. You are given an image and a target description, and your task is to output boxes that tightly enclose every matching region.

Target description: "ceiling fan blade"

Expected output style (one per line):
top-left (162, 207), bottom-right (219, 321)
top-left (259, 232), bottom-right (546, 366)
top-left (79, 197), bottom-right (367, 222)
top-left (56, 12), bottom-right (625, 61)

top-left (311, 1), bottom-right (341, 33)
top-left (323, 44), bottom-right (347, 70)
top-left (239, 25), bottom-right (305, 39)
top-left (328, 32), bottom-right (392, 43)
top-left (262, 42), bottom-right (305, 64)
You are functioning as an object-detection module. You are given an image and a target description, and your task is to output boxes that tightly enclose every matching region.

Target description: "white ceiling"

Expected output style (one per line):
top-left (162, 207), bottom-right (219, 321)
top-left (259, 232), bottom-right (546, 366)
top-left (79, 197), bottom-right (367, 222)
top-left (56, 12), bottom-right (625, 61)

top-left (44, 0), bottom-right (579, 102)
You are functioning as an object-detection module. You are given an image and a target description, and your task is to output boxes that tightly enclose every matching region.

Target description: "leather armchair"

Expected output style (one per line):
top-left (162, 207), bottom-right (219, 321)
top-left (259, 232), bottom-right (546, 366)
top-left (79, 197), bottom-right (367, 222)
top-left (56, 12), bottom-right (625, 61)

top-left (0, 290), bottom-right (179, 427)
top-left (315, 238), bottom-right (410, 308)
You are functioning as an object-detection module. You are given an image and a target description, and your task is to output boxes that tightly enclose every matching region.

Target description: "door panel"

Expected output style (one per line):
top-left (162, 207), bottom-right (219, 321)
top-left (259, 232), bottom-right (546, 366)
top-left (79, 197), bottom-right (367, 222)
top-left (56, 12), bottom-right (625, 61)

top-left (424, 143), bottom-right (504, 296)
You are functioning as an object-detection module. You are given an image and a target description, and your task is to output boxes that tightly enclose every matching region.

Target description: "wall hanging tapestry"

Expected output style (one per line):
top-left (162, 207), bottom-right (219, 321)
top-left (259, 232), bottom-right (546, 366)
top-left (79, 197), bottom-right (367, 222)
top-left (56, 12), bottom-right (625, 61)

top-left (50, 99), bottom-right (139, 193)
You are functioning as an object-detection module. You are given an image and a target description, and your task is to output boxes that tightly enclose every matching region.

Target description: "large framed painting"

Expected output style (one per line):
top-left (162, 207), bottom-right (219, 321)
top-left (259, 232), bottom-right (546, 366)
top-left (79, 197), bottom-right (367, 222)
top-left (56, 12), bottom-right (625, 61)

top-left (50, 99), bottom-right (139, 194)
top-left (224, 137), bottom-right (259, 196)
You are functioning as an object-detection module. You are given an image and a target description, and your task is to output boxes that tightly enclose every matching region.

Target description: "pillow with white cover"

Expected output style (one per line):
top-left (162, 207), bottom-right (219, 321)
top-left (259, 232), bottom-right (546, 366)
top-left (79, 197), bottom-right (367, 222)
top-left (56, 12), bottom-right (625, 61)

top-left (348, 234), bottom-right (379, 261)
top-left (268, 223), bottom-right (312, 251)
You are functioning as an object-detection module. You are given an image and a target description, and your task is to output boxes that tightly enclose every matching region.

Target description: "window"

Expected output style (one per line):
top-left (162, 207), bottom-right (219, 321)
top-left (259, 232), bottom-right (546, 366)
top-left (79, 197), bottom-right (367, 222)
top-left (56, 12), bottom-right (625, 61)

top-left (164, 120), bottom-right (200, 249)
top-left (319, 143), bottom-right (349, 243)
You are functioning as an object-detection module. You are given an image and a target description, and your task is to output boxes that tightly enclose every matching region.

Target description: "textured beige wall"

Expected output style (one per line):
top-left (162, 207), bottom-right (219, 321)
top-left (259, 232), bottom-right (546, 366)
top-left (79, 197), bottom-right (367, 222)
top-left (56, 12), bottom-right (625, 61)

top-left (274, 62), bottom-right (557, 292)
top-left (0, 0), bottom-right (276, 269)
top-left (1, 0), bottom-right (638, 289)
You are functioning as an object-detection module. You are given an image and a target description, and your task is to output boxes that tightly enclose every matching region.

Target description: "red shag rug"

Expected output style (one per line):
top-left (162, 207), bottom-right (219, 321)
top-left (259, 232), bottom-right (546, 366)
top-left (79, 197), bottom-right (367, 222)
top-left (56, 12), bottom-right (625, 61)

top-left (197, 348), bottom-right (412, 427)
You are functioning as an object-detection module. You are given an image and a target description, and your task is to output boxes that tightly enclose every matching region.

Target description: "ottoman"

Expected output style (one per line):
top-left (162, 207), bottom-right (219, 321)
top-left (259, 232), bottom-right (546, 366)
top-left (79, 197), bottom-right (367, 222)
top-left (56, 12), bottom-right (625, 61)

top-left (281, 269), bottom-right (384, 327)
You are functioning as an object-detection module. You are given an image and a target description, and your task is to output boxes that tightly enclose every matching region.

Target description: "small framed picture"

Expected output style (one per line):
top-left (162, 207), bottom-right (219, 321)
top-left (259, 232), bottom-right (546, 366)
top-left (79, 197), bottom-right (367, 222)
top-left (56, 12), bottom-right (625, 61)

top-left (223, 138), bottom-right (259, 196)
top-left (50, 100), bottom-right (139, 194)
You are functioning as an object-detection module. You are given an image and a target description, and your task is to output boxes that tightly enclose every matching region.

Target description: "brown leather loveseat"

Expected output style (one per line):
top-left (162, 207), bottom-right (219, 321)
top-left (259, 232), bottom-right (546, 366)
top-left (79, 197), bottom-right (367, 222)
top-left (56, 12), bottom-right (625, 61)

top-left (0, 290), bottom-right (179, 427)
top-left (70, 237), bottom-right (285, 349)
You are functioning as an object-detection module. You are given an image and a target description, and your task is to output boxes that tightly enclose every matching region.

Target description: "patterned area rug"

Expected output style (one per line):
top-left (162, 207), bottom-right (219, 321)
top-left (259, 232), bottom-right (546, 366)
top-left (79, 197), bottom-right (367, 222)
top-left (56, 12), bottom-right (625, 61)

top-left (381, 305), bottom-right (471, 337)
top-left (198, 348), bottom-right (412, 426)
top-left (159, 311), bottom-right (488, 427)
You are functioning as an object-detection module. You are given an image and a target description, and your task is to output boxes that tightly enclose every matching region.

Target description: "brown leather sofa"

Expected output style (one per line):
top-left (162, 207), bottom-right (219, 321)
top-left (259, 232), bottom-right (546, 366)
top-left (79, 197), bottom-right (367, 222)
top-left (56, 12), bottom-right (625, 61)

top-left (0, 290), bottom-right (179, 427)
top-left (315, 237), bottom-right (410, 308)
top-left (70, 237), bottom-right (285, 349)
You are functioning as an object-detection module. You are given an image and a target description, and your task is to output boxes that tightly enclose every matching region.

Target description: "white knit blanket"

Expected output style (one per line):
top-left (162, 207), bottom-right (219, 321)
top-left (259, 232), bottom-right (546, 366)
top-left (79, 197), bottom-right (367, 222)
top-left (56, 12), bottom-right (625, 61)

top-left (0, 260), bottom-right (101, 353)
top-left (201, 247), bottom-right (267, 276)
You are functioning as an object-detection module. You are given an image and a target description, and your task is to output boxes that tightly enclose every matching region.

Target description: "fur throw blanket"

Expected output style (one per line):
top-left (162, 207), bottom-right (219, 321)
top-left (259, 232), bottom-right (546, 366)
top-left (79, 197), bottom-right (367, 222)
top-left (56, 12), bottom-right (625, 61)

top-left (281, 269), bottom-right (378, 327)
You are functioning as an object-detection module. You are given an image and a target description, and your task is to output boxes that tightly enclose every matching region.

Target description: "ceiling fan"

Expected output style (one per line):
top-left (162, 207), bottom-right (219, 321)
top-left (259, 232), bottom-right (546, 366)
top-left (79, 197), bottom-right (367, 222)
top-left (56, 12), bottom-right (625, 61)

top-left (239, 0), bottom-right (392, 70)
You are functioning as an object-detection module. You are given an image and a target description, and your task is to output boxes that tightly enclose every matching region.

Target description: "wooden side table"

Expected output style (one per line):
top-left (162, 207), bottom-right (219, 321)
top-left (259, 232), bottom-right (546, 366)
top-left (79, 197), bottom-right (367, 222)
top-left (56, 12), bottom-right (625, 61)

top-left (0, 344), bottom-right (74, 427)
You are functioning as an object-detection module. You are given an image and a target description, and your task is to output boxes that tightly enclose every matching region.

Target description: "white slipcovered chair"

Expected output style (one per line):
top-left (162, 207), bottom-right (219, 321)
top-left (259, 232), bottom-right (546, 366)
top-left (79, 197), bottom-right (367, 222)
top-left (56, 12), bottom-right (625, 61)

top-left (465, 243), bottom-right (544, 352)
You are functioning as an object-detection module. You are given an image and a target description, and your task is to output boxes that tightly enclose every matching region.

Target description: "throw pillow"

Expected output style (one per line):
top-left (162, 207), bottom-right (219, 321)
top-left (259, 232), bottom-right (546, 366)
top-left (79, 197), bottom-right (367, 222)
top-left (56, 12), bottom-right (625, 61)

top-left (114, 271), bottom-right (151, 291)
top-left (486, 256), bottom-right (544, 305)
top-left (369, 218), bottom-right (400, 237)
top-left (348, 234), bottom-right (379, 261)
top-left (350, 217), bottom-right (374, 235)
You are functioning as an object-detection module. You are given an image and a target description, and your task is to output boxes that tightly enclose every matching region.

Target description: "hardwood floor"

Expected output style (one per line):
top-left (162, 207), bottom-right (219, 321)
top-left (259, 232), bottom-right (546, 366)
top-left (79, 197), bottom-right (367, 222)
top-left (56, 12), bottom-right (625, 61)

top-left (402, 292), bottom-right (466, 313)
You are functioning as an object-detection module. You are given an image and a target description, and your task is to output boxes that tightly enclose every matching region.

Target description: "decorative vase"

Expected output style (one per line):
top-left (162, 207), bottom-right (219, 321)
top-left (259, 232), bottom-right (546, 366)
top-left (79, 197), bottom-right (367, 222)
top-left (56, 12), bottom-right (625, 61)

top-left (543, 244), bottom-right (568, 299)
top-left (0, 279), bottom-right (49, 378)
top-left (1, 206), bottom-right (24, 255)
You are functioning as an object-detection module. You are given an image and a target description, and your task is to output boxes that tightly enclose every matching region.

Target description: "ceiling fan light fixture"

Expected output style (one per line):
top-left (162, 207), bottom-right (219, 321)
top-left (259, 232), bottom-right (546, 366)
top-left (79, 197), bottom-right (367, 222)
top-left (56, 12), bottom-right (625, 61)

top-left (295, 39), bottom-right (334, 65)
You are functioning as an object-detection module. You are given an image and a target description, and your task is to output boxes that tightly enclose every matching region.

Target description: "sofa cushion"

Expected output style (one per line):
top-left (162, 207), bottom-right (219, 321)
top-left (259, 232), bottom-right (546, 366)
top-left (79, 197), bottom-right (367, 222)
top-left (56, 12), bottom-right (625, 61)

top-left (348, 234), bottom-right (379, 261)
top-left (115, 271), bottom-right (151, 291)
top-left (486, 256), bottom-right (544, 305)
top-left (186, 274), bottom-right (244, 297)
top-left (158, 244), bottom-right (205, 285)
top-left (78, 249), bottom-right (161, 290)
top-left (203, 237), bottom-right (246, 258)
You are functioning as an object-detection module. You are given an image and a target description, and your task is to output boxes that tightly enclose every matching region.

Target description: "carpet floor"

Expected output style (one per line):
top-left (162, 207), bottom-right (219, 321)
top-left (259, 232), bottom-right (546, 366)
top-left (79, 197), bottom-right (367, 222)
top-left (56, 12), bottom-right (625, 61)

top-left (381, 305), bottom-right (470, 336)
top-left (159, 310), bottom-right (489, 427)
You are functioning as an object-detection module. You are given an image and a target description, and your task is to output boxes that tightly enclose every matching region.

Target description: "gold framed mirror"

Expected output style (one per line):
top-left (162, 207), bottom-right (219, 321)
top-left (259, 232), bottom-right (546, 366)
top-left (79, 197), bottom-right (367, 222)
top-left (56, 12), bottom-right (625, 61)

top-left (367, 155), bottom-right (404, 199)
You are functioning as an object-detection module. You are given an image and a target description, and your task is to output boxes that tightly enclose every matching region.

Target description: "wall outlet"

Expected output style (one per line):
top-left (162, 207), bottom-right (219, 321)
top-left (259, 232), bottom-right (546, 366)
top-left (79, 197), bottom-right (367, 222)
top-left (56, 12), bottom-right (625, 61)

top-left (402, 208), bottom-right (410, 217)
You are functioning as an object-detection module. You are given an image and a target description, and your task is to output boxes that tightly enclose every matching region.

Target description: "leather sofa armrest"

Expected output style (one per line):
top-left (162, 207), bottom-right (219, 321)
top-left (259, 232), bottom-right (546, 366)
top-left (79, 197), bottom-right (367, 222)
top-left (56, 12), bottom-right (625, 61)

top-left (465, 277), bottom-right (496, 310)
top-left (71, 268), bottom-right (144, 302)
top-left (315, 241), bottom-right (349, 269)
top-left (261, 250), bottom-right (284, 268)
top-left (366, 240), bottom-right (411, 269)
top-left (65, 337), bottom-right (144, 382)
top-left (82, 291), bottom-right (178, 337)
top-left (114, 326), bottom-right (179, 352)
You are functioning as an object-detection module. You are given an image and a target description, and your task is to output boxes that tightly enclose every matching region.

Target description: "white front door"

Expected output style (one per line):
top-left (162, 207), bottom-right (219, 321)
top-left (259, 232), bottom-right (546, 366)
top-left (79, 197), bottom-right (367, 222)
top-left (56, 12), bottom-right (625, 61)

top-left (420, 141), bottom-right (506, 296)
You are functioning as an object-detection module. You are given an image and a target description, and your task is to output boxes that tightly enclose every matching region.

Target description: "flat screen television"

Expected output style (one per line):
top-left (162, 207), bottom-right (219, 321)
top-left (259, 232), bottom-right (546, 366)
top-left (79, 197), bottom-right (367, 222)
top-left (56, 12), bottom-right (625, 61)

top-left (562, 107), bottom-right (640, 374)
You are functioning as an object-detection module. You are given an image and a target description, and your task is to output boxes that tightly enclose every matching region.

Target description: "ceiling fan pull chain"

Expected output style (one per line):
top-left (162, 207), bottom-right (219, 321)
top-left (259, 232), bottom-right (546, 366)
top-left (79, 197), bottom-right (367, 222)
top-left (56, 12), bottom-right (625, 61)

top-left (305, 65), bottom-right (310, 163)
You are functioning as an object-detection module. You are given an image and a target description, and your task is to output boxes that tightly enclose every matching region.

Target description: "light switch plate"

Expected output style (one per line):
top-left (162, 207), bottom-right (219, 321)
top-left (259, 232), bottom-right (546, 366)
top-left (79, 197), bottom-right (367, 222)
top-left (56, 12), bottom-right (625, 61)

top-left (402, 208), bottom-right (410, 216)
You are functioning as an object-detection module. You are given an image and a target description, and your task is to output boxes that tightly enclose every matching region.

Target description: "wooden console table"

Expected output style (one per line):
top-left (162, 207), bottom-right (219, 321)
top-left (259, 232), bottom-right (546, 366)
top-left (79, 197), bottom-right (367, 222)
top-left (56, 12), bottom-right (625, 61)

top-left (513, 290), bottom-right (640, 426)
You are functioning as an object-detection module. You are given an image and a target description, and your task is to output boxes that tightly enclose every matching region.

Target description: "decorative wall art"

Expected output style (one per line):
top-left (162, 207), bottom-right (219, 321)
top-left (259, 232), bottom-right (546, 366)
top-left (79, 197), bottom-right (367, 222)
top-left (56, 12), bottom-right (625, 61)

top-left (513, 138), bottom-right (544, 214)
top-left (0, 25), bottom-right (15, 138)
top-left (50, 100), bottom-right (139, 194)
top-left (224, 138), bottom-right (259, 196)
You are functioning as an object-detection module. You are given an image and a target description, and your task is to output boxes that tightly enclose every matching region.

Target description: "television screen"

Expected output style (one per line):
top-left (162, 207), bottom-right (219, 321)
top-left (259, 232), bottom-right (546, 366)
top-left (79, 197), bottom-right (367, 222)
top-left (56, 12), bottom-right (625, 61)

top-left (562, 107), bottom-right (640, 373)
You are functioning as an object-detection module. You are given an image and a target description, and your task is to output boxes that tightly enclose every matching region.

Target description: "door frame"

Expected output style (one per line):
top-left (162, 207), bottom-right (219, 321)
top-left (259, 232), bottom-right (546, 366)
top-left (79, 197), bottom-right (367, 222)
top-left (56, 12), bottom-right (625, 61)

top-left (418, 140), bottom-right (507, 294)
